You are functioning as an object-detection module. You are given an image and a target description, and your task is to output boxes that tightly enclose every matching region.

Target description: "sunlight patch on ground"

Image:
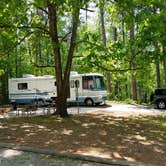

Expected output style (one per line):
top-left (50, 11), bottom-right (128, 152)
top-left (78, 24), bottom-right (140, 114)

top-left (123, 156), bottom-right (136, 162)
top-left (76, 147), bottom-right (111, 159)
top-left (139, 141), bottom-right (154, 145)
top-left (80, 133), bottom-right (86, 137)
top-left (112, 152), bottom-right (122, 158)
top-left (134, 135), bottom-right (147, 141)
top-left (81, 122), bottom-right (96, 128)
top-left (61, 129), bottom-right (73, 135)
top-left (0, 125), bottom-right (7, 129)
top-left (20, 124), bottom-right (34, 128)
top-left (153, 146), bottom-right (165, 154)
top-left (99, 130), bottom-right (107, 136)
top-left (26, 132), bottom-right (36, 137)
top-left (37, 125), bottom-right (46, 129)
top-left (0, 149), bottom-right (23, 158)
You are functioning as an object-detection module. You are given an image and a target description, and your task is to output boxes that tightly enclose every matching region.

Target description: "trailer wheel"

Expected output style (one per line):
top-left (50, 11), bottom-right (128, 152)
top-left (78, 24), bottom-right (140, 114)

top-left (37, 99), bottom-right (44, 105)
top-left (85, 98), bottom-right (94, 106)
top-left (32, 100), bottom-right (38, 106)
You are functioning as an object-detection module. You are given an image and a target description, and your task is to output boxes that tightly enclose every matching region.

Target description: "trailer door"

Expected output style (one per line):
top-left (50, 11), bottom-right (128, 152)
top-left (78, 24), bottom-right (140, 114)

top-left (68, 80), bottom-right (76, 101)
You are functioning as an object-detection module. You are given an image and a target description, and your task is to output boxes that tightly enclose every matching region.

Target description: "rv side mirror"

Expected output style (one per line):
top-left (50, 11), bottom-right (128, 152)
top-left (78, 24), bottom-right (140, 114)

top-left (75, 80), bottom-right (79, 88)
top-left (90, 85), bottom-right (94, 90)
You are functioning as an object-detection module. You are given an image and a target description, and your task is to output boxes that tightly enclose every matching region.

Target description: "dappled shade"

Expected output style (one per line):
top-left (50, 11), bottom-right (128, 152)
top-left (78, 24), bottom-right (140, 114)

top-left (0, 114), bottom-right (166, 165)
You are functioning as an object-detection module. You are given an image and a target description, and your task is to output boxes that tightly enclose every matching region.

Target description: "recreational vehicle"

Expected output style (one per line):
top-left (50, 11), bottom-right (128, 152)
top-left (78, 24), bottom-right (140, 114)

top-left (8, 72), bottom-right (107, 106)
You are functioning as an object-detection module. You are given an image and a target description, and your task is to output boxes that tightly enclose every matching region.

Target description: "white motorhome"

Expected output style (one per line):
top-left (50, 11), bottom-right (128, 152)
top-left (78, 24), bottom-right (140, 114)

top-left (8, 72), bottom-right (107, 106)
top-left (69, 72), bottom-right (107, 106)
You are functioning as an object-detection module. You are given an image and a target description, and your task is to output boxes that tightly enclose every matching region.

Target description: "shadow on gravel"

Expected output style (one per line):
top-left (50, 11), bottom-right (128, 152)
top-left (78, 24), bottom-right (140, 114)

top-left (0, 115), bottom-right (166, 166)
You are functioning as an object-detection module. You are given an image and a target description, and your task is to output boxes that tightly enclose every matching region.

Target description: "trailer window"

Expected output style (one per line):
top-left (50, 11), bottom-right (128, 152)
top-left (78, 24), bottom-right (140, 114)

top-left (18, 83), bottom-right (28, 90)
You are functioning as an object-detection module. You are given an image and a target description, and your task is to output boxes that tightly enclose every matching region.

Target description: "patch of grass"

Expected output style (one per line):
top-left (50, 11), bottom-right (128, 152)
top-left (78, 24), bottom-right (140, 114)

top-left (161, 119), bottom-right (166, 128)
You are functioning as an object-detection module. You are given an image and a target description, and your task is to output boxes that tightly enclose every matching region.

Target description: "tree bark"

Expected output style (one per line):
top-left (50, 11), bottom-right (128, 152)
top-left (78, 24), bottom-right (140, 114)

top-left (121, 12), bottom-right (125, 44)
top-left (100, 3), bottom-right (112, 95)
top-left (113, 27), bottom-right (118, 42)
top-left (47, 1), bottom-right (80, 117)
top-left (163, 59), bottom-right (166, 85)
top-left (163, 43), bottom-right (166, 85)
top-left (156, 63), bottom-right (161, 88)
top-left (130, 19), bottom-right (137, 101)
top-left (48, 3), bottom-right (65, 116)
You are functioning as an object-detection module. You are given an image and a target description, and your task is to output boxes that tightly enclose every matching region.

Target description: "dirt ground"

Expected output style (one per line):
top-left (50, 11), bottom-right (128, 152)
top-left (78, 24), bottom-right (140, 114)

top-left (0, 108), bottom-right (166, 166)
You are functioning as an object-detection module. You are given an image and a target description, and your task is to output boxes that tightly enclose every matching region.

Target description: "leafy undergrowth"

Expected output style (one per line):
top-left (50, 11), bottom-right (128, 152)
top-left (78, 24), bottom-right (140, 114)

top-left (0, 114), bottom-right (166, 166)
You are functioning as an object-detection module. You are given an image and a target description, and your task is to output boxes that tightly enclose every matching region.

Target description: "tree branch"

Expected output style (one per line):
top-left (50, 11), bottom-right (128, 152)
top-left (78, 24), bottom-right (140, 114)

top-left (29, 2), bottom-right (48, 15)
top-left (37, 6), bottom-right (48, 15)
top-left (91, 61), bottom-right (143, 73)
top-left (14, 31), bottom-right (33, 47)
top-left (33, 63), bottom-right (55, 68)
top-left (0, 23), bottom-right (50, 34)
top-left (60, 31), bottom-right (72, 42)
top-left (81, 8), bottom-right (94, 12)
top-left (77, 40), bottom-right (107, 51)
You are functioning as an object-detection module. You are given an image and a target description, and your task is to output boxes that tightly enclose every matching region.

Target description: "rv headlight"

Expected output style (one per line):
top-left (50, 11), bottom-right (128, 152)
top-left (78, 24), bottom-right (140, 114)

top-left (98, 95), bottom-right (102, 100)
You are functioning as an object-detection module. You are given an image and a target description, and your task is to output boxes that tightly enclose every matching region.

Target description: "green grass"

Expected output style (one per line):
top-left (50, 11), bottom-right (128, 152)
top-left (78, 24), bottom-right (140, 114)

top-left (160, 119), bottom-right (166, 128)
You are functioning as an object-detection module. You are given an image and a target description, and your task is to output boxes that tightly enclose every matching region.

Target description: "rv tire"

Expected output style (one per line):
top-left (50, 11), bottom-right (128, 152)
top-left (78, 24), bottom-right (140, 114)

top-left (85, 98), bottom-right (94, 106)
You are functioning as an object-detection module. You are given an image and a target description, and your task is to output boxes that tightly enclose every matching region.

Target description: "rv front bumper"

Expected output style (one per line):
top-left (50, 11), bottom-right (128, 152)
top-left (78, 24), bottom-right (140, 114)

top-left (93, 95), bottom-right (107, 104)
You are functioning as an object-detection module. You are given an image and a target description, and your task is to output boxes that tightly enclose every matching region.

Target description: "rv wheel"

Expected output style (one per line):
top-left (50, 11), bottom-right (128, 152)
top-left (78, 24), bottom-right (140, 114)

top-left (157, 100), bottom-right (166, 109)
top-left (85, 98), bottom-right (94, 106)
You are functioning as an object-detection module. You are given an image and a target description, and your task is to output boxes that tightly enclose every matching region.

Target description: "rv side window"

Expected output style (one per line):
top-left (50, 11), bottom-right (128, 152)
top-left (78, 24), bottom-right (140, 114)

top-left (18, 83), bottom-right (28, 90)
top-left (54, 81), bottom-right (57, 86)
top-left (70, 80), bottom-right (75, 88)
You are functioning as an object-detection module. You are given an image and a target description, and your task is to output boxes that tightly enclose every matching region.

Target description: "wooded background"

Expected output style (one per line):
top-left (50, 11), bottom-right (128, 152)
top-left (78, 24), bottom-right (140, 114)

top-left (0, 0), bottom-right (165, 105)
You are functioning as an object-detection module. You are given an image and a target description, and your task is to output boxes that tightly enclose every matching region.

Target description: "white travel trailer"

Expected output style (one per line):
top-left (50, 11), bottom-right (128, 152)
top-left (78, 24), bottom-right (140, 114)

top-left (8, 72), bottom-right (107, 106)
top-left (8, 74), bottom-right (56, 105)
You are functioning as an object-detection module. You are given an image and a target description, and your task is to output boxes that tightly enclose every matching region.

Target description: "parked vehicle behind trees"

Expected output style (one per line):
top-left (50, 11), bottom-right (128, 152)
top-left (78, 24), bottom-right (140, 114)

top-left (150, 88), bottom-right (166, 109)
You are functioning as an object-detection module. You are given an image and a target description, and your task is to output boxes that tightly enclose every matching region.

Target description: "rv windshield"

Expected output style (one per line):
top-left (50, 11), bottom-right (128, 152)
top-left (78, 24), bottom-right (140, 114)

top-left (82, 75), bottom-right (105, 90)
top-left (94, 76), bottom-right (105, 90)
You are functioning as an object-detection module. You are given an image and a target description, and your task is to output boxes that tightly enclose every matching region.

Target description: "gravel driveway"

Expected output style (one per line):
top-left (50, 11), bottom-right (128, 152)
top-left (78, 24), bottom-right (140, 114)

top-left (1, 103), bottom-right (166, 118)
top-left (68, 103), bottom-right (166, 117)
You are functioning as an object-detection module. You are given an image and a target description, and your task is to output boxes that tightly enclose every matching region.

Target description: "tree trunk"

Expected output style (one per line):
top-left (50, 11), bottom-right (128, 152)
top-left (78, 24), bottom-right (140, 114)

top-left (163, 59), bottom-right (166, 85)
top-left (130, 18), bottom-right (137, 101)
top-left (121, 12), bottom-right (125, 44)
top-left (100, 4), bottom-right (112, 95)
top-left (48, 3), bottom-right (65, 116)
top-left (100, 7), bottom-right (106, 46)
top-left (156, 63), bottom-right (161, 88)
top-left (163, 43), bottom-right (166, 85)
top-left (48, 2), bottom-right (80, 117)
top-left (113, 27), bottom-right (118, 41)
top-left (131, 70), bottom-right (137, 100)
top-left (114, 81), bottom-right (119, 99)
top-left (106, 72), bottom-right (111, 94)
